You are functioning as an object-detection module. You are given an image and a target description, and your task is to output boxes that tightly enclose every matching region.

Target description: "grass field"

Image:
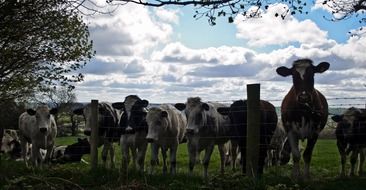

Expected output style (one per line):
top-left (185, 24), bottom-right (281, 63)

top-left (1, 136), bottom-right (366, 190)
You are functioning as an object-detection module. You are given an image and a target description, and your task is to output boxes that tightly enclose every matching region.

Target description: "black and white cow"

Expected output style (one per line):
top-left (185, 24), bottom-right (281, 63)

top-left (19, 105), bottom-right (58, 167)
top-left (73, 102), bottom-right (120, 168)
top-left (175, 97), bottom-right (231, 178)
top-left (145, 104), bottom-right (187, 174)
top-left (51, 138), bottom-right (91, 164)
top-left (331, 107), bottom-right (366, 176)
top-left (1, 129), bottom-right (21, 160)
top-left (112, 95), bottom-right (149, 172)
top-left (217, 100), bottom-right (277, 175)
top-left (276, 58), bottom-right (329, 179)
top-left (267, 123), bottom-right (287, 167)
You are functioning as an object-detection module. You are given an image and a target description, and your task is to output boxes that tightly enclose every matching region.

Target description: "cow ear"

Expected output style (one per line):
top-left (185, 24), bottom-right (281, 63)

top-left (217, 107), bottom-right (230, 116)
top-left (50, 108), bottom-right (58, 115)
top-left (26, 109), bottom-right (36, 116)
top-left (174, 103), bottom-right (186, 111)
top-left (73, 108), bottom-right (84, 115)
top-left (161, 111), bottom-right (168, 118)
top-left (202, 103), bottom-right (210, 111)
top-left (112, 102), bottom-right (125, 110)
top-left (276, 66), bottom-right (292, 77)
top-left (141, 100), bottom-right (149, 107)
top-left (331, 115), bottom-right (343, 122)
top-left (315, 62), bottom-right (330, 73)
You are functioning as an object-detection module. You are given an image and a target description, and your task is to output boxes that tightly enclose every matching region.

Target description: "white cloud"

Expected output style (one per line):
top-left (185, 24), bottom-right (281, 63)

top-left (154, 8), bottom-right (180, 24)
top-left (234, 3), bottom-right (332, 48)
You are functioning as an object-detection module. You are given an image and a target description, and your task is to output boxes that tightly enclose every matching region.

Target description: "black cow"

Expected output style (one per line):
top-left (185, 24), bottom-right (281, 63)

top-left (276, 58), bottom-right (329, 179)
top-left (331, 107), bottom-right (366, 176)
top-left (217, 100), bottom-right (277, 175)
top-left (112, 95), bottom-right (149, 172)
top-left (53, 138), bottom-right (91, 164)
top-left (73, 102), bottom-right (120, 168)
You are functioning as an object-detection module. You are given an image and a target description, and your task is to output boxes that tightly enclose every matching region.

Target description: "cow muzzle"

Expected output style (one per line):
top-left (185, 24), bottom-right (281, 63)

top-left (186, 128), bottom-right (194, 135)
top-left (297, 92), bottom-right (311, 104)
top-left (39, 128), bottom-right (47, 133)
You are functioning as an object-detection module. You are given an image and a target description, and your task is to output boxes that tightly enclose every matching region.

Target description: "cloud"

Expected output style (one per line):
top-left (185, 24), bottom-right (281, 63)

top-left (234, 3), bottom-right (333, 48)
top-left (154, 8), bottom-right (180, 24)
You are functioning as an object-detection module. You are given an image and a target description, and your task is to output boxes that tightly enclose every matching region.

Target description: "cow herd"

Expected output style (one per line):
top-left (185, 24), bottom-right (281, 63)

top-left (1, 58), bottom-right (366, 180)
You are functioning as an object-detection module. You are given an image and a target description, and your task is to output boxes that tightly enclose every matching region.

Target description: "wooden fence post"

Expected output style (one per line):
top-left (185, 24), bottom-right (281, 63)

top-left (90, 100), bottom-right (99, 170)
top-left (246, 84), bottom-right (260, 178)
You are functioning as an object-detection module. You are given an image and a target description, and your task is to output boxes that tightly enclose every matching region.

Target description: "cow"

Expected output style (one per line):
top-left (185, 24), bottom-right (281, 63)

top-left (18, 105), bottom-right (58, 167)
top-left (1, 129), bottom-right (21, 160)
top-left (51, 138), bottom-right (91, 164)
top-left (276, 58), bottom-right (329, 179)
top-left (266, 123), bottom-right (287, 167)
top-left (175, 97), bottom-right (231, 178)
top-left (73, 102), bottom-right (120, 168)
top-left (217, 100), bottom-right (277, 175)
top-left (145, 104), bottom-right (187, 174)
top-left (331, 107), bottom-right (366, 176)
top-left (112, 95), bottom-right (149, 172)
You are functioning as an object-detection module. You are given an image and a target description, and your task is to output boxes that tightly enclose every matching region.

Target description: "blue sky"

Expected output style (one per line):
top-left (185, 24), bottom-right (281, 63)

top-left (76, 1), bottom-right (366, 107)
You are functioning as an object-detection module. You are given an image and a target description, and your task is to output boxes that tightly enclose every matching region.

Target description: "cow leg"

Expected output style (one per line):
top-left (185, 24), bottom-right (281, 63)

top-left (101, 143), bottom-right (109, 168)
top-left (350, 149), bottom-right (358, 176)
top-left (287, 130), bottom-right (301, 179)
top-left (337, 141), bottom-right (347, 177)
top-left (170, 144), bottom-right (178, 175)
top-left (20, 138), bottom-right (28, 167)
top-left (231, 142), bottom-right (238, 171)
top-left (258, 144), bottom-right (268, 175)
top-left (31, 145), bottom-right (40, 167)
top-left (187, 142), bottom-right (196, 175)
top-left (109, 143), bottom-right (115, 169)
top-left (161, 146), bottom-right (168, 174)
top-left (120, 137), bottom-right (129, 172)
top-left (150, 143), bottom-right (159, 174)
top-left (217, 143), bottom-right (226, 175)
top-left (44, 143), bottom-right (54, 165)
top-left (137, 141), bottom-right (147, 172)
top-left (359, 149), bottom-right (365, 176)
top-left (303, 136), bottom-right (318, 179)
top-left (131, 145), bottom-right (137, 170)
top-left (202, 144), bottom-right (215, 178)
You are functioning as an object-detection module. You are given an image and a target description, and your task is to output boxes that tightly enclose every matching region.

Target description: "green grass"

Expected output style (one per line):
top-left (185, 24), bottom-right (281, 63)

top-left (1, 137), bottom-right (366, 189)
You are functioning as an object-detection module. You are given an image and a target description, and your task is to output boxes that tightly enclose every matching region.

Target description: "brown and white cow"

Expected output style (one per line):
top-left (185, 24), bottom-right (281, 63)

top-left (73, 102), bottom-right (120, 168)
top-left (146, 104), bottom-right (187, 174)
top-left (175, 97), bottom-right (231, 178)
top-left (331, 107), bottom-right (366, 176)
top-left (19, 105), bottom-right (58, 167)
top-left (276, 58), bottom-right (329, 179)
top-left (112, 95), bottom-right (149, 172)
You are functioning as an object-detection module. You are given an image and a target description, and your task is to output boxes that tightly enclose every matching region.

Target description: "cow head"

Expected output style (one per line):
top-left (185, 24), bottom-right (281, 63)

top-left (276, 59), bottom-right (329, 105)
top-left (73, 103), bottom-right (117, 136)
top-left (331, 107), bottom-right (366, 140)
top-left (27, 105), bottom-right (57, 133)
top-left (114, 95), bottom-right (149, 133)
top-left (146, 107), bottom-right (169, 143)
top-left (186, 102), bottom-right (210, 135)
top-left (64, 138), bottom-right (91, 160)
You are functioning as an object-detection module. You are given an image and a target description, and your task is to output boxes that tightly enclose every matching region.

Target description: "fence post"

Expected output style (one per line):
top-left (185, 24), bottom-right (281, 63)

top-left (90, 99), bottom-right (99, 170)
top-left (246, 84), bottom-right (260, 178)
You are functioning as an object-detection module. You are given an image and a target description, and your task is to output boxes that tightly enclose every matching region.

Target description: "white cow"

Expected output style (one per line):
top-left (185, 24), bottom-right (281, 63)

top-left (175, 97), bottom-right (231, 178)
top-left (146, 104), bottom-right (187, 174)
top-left (19, 105), bottom-right (57, 167)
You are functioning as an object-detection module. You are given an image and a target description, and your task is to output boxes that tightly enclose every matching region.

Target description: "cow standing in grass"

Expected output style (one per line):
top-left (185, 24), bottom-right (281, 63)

top-left (112, 95), bottom-right (149, 172)
top-left (276, 58), bottom-right (329, 179)
top-left (175, 97), bottom-right (231, 178)
top-left (73, 102), bottom-right (120, 168)
top-left (19, 105), bottom-right (58, 167)
top-left (331, 107), bottom-right (366, 176)
top-left (145, 104), bottom-right (187, 174)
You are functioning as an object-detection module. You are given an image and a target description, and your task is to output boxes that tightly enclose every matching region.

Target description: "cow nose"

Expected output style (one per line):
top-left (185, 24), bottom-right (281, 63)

top-left (186, 128), bottom-right (194, 135)
top-left (146, 138), bottom-right (154, 143)
top-left (39, 128), bottom-right (47, 133)
top-left (298, 92), bottom-right (311, 104)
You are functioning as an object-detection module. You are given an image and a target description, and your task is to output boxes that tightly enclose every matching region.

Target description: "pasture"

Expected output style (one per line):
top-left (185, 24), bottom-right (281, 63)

top-left (1, 137), bottom-right (366, 190)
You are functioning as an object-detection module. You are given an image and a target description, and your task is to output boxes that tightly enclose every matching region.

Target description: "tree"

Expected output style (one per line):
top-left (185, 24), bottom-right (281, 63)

top-left (106, 0), bottom-right (366, 26)
top-left (0, 0), bottom-right (94, 103)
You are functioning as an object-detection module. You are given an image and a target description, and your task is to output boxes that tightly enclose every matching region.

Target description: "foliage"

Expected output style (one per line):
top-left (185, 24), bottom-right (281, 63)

top-left (0, 0), bottom-right (94, 103)
top-left (0, 100), bottom-right (25, 130)
top-left (106, 0), bottom-right (366, 26)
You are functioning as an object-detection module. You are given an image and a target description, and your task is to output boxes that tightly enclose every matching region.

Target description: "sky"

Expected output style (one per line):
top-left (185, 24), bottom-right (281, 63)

top-left (74, 1), bottom-right (366, 107)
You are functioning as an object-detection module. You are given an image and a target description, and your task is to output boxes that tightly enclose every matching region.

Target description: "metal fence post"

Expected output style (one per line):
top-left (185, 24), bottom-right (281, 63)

top-left (90, 100), bottom-right (99, 170)
top-left (246, 84), bottom-right (260, 178)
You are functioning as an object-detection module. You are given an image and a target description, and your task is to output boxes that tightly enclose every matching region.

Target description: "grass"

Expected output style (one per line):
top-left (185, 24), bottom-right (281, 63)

top-left (1, 137), bottom-right (366, 189)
